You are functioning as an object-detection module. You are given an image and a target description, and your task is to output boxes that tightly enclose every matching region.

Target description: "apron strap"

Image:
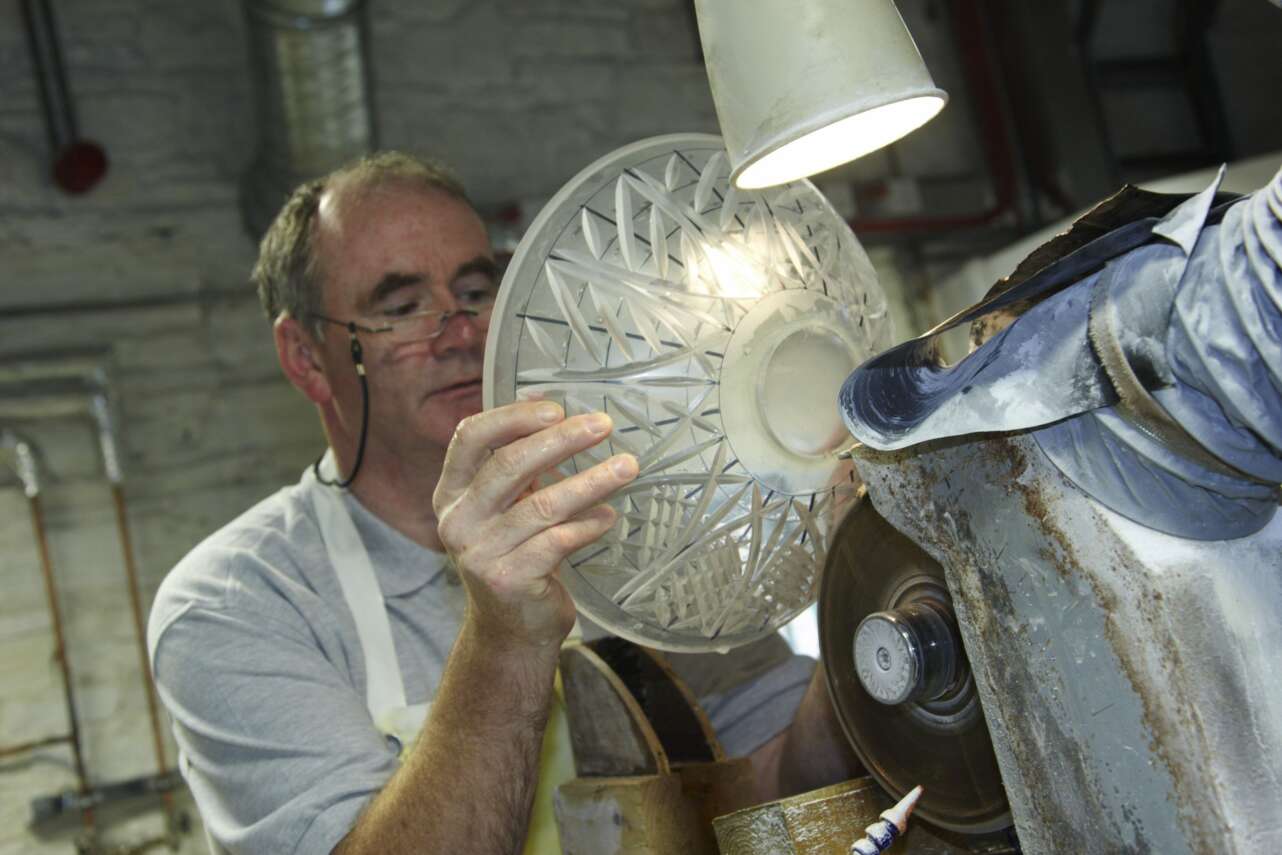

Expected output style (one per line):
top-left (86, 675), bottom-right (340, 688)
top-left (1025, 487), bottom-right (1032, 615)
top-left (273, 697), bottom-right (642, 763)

top-left (309, 452), bottom-right (408, 716)
top-left (307, 454), bottom-right (570, 854)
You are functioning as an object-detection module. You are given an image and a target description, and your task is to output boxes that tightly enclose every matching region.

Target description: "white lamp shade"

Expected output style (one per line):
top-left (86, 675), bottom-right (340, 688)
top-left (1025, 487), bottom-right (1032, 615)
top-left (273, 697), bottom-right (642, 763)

top-left (695, 0), bottom-right (947, 189)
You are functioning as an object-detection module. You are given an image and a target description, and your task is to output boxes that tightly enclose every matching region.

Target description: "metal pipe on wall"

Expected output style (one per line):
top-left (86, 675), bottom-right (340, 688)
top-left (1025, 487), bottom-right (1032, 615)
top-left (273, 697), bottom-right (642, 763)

top-left (18, 0), bottom-right (108, 194)
top-left (0, 734), bottom-right (73, 760)
top-left (0, 430), bottom-right (96, 835)
top-left (849, 0), bottom-right (1020, 234)
top-left (91, 397), bottom-right (167, 763)
top-left (0, 361), bottom-right (183, 843)
top-left (239, 0), bottom-right (376, 238)
top-left (88, 394), bottom-right (182, 841)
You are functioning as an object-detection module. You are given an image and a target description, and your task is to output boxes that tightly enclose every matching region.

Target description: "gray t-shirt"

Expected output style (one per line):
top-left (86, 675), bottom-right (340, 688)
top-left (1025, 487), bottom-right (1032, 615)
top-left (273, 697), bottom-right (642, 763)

top-left (148, 465), bottom-right (814, 855)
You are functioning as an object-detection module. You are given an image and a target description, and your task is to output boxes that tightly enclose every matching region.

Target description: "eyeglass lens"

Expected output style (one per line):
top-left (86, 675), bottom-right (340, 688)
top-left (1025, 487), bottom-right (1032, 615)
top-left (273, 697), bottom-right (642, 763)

top-left (382, 301), bottom-right (495, 344)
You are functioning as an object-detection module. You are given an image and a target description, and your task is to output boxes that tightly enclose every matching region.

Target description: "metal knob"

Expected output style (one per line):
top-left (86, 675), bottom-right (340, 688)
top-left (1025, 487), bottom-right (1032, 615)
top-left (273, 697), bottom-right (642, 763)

top-left (853, 601), bottom-right (961, 706)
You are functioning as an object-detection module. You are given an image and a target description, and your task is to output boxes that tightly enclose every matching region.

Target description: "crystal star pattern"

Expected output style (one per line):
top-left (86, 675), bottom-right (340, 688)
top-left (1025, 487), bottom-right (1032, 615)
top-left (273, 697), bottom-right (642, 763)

top-left (485, 135), bottom-right (893, 652)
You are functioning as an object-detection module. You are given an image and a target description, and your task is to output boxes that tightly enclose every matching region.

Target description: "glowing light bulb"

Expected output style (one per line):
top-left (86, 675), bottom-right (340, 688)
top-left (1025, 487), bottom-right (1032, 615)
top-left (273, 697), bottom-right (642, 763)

top-left (695, 0), bottom-right (948, 191)
top-left (735, 96), bottom-right (946, 190)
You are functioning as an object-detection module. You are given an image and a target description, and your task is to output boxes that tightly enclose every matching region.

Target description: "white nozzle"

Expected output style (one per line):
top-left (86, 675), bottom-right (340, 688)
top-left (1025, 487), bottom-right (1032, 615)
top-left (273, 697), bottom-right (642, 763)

top-left (881, 784), bottom-right (924, 833)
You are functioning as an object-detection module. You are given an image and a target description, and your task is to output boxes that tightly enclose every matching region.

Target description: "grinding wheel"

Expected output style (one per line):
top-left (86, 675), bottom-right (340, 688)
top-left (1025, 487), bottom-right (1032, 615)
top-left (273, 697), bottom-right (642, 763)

top-left (819, 491), bottom-right (1011, 834)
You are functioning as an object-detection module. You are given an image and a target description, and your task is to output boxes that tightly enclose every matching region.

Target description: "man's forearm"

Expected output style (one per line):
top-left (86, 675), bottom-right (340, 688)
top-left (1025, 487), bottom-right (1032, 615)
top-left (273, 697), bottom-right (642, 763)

top-left (334, 619), bottom-right (559, 855)
top-left (335, 400), bottom-right (633, 853)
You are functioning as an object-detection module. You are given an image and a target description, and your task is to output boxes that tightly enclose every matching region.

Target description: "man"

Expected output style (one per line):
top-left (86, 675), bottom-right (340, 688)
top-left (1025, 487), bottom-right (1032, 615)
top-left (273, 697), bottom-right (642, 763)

top-left (148, 152), bottom-right (860, 854)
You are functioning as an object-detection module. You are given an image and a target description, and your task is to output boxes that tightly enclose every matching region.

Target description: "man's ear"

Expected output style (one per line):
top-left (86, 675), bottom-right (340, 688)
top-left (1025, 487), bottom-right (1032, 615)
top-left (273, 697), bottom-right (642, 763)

top-left (274, 315), bottom-right (333, 405)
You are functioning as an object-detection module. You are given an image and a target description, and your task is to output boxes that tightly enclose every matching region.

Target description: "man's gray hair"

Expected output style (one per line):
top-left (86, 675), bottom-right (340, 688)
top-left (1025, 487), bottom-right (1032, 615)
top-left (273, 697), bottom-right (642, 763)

top-left (251, 151), bottom-right (469, 337)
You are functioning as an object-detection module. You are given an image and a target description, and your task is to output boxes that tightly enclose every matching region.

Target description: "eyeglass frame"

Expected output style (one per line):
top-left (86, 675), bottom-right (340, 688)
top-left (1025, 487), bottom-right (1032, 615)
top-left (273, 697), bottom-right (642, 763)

top-left (303, 303), bottom-right (489, 487)
top-left (306, 306), bottom-right (490, 341)
top-left (304, 251), bottom-right (507, 345)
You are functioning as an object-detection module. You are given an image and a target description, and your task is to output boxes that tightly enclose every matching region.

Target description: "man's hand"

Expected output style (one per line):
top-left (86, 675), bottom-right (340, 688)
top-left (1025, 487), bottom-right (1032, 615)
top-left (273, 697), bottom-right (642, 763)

top-left (336, 403), bottom-right (637, 855)
top-left (433, 400), bottom-right (638, 649)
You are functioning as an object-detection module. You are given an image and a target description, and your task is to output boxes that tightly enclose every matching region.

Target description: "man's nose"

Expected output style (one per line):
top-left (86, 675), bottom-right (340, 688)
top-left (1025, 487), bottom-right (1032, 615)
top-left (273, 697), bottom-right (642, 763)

top-left (430, 310), bottom-right (485, 358)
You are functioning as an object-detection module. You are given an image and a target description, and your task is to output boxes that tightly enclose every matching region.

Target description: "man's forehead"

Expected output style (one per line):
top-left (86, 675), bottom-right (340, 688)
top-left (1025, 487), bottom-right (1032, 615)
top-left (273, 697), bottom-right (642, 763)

top-left (317, 177), bottom-right (471, 234)
top-left (313, 178), bottom-right (491, 309)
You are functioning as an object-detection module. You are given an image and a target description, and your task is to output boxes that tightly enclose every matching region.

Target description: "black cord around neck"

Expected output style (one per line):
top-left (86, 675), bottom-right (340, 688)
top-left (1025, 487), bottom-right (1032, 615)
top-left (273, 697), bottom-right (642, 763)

top-left (314, 327), bottom-right (369, 489)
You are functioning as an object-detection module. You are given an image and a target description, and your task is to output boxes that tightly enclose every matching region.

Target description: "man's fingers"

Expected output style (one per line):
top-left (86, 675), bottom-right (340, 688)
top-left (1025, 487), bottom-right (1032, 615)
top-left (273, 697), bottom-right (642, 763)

top-left (485, 454), bottom-right (638, 554)
top-left (435, 400), bottom-right (566, 507)
top-left (485, 504), bottom-right (619, 598)
top-left (469, 412), bottom-right (620, 512)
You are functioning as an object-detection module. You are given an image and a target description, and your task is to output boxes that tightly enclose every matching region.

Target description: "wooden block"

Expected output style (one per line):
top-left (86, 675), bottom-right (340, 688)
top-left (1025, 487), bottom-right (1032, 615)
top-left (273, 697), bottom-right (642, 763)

top-left (713, 777), bottom-right (890, 855)
top-left (712, 777), bottom-right (979, 855)
top-left (588, 638), bottom-right (724, 765)
top-left (673, 758), bottom-right (756, 828)
top-left (560, 644), bottom-right (668, 777)
top-left (554, 774), bottom-right (718, 855)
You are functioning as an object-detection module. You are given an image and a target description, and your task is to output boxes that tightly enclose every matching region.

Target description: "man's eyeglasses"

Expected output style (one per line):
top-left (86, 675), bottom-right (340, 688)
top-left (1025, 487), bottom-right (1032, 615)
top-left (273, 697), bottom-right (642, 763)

top-left (305, 285), bottom-right (497, 490)
top-left (308, 295), bottom-right (495, 346)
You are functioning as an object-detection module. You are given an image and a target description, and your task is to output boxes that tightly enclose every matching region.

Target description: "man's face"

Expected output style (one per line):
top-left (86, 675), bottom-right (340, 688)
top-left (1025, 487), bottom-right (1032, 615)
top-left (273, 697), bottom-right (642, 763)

top-left (312, 180), bottom-right (494, 458)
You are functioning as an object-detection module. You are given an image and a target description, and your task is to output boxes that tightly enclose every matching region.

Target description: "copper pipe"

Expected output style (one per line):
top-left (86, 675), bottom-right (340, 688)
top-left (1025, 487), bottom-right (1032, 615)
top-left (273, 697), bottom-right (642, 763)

top-left (89, 396), bottom-right (181, 840)
top-left (0, 733), bottom-right (72, 759)
top-left (109, 484), bottom-right (182, 840)
top-left (108, 485), bottom-right (173, 776)
top-left (29, 494), bottom-right (91, 793)
top-left (848, 0), bottom-right (1020, 235)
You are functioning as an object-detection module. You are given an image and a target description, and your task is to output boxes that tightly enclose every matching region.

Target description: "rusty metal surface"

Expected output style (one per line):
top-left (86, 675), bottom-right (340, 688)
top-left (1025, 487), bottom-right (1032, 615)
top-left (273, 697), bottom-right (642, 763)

top-left (854, 432), bottom-right (1282, 854)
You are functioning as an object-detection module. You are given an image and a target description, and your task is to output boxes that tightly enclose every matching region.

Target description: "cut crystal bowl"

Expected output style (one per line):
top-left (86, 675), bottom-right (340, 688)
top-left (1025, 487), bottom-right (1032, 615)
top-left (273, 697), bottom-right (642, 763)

top-left (484, 134), bottom-right (893, 652)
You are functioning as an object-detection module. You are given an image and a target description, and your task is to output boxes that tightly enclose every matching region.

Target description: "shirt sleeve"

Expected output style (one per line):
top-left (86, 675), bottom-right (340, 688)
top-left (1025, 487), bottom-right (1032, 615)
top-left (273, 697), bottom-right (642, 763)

top-left (663, 634), bottom-right (816, 757)
top-left (151, 596), bottom-right (397, 855)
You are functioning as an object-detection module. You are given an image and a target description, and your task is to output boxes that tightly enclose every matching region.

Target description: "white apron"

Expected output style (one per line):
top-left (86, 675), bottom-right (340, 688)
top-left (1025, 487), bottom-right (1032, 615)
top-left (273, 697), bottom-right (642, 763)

top-left (308, 467), bottom-right (571, 855)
